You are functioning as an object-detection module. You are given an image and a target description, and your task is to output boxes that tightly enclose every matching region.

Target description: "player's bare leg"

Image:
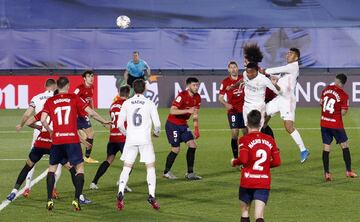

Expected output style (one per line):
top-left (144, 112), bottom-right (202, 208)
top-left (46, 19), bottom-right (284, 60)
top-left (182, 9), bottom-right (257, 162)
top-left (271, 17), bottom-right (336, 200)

top-left (240, 200), bottom-right (250, 222)
top-left (185, 140), bottom-right (202, 180)
top-left (254, 200), bottom-right (266, 222)
top-left (163, 147), bottom-right (180, 179)
top-left (285, 120), bottom-right (309, 163)
top-left (146, 162), bottom-right (160, 210)
top-left (117, 162), bottom-right (133, 211)
top-left (339, 141), bottom-right (357, 178)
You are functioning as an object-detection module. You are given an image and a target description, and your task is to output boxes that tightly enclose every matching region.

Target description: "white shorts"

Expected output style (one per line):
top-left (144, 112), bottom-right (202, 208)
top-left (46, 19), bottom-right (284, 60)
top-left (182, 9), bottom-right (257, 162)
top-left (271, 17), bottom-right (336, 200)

top-left (120, 143), bottom-right (155, 164)
top-left (266, 96), bottom-right (296, 121)
top-left (31, 129), bottom-right (41, 149)
top-left (243, 103), bottom-right (266, 127)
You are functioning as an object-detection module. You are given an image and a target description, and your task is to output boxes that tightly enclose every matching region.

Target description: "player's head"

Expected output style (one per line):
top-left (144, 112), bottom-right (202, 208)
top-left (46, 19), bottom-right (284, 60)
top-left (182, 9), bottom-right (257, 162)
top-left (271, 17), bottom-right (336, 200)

top-left (247, 109), bottom-right (262, 130)
top-left (245, 62), bottom-right (259, 79)
top-left (287, 48), bottom-right (300, 63)
top-left (243, 43), bottom-right (263, 67)
top-left (133, 79), bottom-right (146, 94)
top-left (227, 61), bottom-right (239, 76)
top-left (133, 51), bottom-right (140, 63)
top-left (57, 77), bottom-right (70, 92)
top-left (82, 70), bottom-right (94, 86)
top-left (335, 73), bottom-right (347, 87)
top-left (45, 78), bottom-right (56, 91)
top-left (186, 77), bottom-right (200, 94)
top-left (119, 85), bottom-right (131, 98)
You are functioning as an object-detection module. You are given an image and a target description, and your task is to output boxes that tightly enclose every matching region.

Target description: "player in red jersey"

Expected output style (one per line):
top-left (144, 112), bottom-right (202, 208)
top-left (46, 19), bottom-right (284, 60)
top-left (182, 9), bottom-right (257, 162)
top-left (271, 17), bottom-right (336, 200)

top-left (41, 77), bottom-right (111, 211)
top-left (219, 61), bottom-right (245, 160)
top-left (232, 110), bottom-right (281, 222)
top-left (320, 74), bottom-right (356, 181)
top-left (163, 77), bottom-right (202, 180)
top-left (74, 70), bottom-right (98, 163)
top-left (89, 85), bottom-right (132, 190)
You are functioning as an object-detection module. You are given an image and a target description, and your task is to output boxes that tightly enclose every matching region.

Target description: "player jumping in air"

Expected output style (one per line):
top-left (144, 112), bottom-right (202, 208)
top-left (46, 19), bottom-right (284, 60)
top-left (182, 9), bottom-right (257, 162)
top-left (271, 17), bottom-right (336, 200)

top-left (219, 61), bottom-right (245, 160)
top-left (116, 79), bottom-right (161, 211)
top-left (41, 77), bottom-right (111, 211)
top-left (232, 110), bottom-right (281, 222)
top-left (74, 70), bottom-right (98, 163)
top-left (163, 77), bottom-right (202, 180)
top-left (320, 74), bottom-right (357, 181)
top-left (90, 85), bottom-right (132, 192)
top-left (261, 48), bottom-right (310, 163)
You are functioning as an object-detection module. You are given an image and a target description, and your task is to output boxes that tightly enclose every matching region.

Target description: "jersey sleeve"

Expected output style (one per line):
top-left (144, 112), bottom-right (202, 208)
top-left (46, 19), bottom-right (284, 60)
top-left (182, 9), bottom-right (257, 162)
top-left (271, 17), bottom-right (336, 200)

top-left (34, 111), bottom-right (42, 121)
top-left (126, 61), bottom-right (131, 72)
top-left (75, 95), bottom-right (88, 113)
top-left (29, 96), bottom-right (36, 108)
top-left (117, 102), bottom-right (127, 134)
top-left (238, 137), bottom-right (249, 164)
top-left (143, 60), bottom-right (150, 69)
top-left (270, 138), bottom-right (281, 167)
top-left (172, 94), bottom-right (183, 108)
top-left (264, 76), bottom-right (279, 95)
top-left (74, 87), bottom-right (80, 95)
top-left (42, 100), bottom-right (51, 114)
top-left (219, 79), bottom-right (227, 95)
top-left (265, 63), bottom-right (293, 75)
top-left (150, 102), bottom-right (161, 130)
top-left (341, 93), bottom-right (349, 110)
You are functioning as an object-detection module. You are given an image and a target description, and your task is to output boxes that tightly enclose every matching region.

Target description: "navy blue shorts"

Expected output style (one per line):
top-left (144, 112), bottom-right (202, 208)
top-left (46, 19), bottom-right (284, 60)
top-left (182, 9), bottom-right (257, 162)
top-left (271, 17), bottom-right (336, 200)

top-left (165, 121), bottom-right (194, 147)
top-left (50, 143), bottom-right (83, 166)
top-left (29, 147), bottom-right (50, 163)
top-left (227, 112), bottom-right (245, 129)
top-left (107, 142), bottom-right (125, 156)
top-left (77, 116), bottom-right (92, 130)
top-left (239, 187), bottom-right (270, 204)
top-left (321, 127), bottom-right (348, 145)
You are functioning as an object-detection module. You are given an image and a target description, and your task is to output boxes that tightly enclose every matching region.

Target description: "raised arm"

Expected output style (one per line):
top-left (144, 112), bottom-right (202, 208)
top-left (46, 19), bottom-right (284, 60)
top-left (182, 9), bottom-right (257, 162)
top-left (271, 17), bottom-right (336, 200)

top-left (265, 63), bottom-right (294, 75)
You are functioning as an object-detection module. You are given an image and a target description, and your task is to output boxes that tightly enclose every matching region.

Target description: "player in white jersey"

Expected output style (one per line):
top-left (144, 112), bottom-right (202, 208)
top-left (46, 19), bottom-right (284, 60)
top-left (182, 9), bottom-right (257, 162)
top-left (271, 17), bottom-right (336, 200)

top-left (116, 79), bottom-right (161, 211)
top-left (242, 62), bottom-right (280, 129)
top-left (15, 79), bottom-right (62, 198)
top-left (261, 48), bottom-right (310, 163)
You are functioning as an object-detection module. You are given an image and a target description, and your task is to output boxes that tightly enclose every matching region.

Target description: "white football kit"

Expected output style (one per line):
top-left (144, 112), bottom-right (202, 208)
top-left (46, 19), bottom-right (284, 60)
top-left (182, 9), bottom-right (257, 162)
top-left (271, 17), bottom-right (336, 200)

top-left (29, 90), bottom-right (54, 147)
top-left (265, 61), bottom-right (299, 121)
top-left (243, 71), bottom-right (279, 126)
top-left (117, 94), bottom-right (161, 164)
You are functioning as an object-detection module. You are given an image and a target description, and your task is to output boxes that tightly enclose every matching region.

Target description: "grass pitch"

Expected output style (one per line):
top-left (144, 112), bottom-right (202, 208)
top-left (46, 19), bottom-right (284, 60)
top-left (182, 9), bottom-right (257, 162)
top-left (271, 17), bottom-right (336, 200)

top-left (0, 108), bottom-right (360, 222)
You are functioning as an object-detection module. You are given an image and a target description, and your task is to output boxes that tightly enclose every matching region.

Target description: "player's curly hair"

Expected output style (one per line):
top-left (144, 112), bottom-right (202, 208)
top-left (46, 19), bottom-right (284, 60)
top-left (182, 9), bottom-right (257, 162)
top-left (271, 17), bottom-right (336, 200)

top-left (243, 43), bottom-right (263, 64)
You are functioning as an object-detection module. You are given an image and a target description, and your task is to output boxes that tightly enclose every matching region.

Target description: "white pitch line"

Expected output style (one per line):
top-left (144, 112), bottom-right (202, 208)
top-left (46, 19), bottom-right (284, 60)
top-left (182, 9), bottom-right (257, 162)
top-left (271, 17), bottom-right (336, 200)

top-left (1, 127), bottom-right (360, 134)
top-left (0, 169), bottom-right (48, 211)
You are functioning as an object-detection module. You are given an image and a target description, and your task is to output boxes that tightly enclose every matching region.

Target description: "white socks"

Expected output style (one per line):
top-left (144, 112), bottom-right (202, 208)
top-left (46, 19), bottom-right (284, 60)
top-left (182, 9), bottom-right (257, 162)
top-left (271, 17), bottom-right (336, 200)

top-left (146, 167), bottom-right (156, 198)
top-left (54, 164), bottom-right (62, 187)
top-left (25, 167), bottom-right (35, 189)
top-left (290, 129), bottom-right (306, 152)
top-left (118, 166), bottom-right (132, 194)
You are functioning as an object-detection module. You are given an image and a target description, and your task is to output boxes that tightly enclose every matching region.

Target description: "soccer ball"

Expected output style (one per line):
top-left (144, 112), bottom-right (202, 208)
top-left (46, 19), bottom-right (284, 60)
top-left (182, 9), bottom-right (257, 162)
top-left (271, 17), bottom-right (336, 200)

top-left (116, 15), bottom-right (131, 29)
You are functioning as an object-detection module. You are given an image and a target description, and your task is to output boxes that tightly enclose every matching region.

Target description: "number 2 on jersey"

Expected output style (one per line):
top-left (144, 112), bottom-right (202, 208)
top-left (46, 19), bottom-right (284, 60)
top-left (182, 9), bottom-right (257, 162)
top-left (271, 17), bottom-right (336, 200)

top-left (322, 96), bottom-right (335, 114)
top-left (111, 112), bottom-right (120, 129)
top-left (54, 106), bottom-right (71, 125)
top-left (253, 149), bottom-right (267, 171)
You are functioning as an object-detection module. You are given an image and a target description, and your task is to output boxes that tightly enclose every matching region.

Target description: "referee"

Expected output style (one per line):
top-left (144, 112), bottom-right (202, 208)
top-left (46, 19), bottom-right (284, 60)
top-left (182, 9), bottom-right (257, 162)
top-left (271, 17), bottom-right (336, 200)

top-left (124, 51), bottom-right (151, 87)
